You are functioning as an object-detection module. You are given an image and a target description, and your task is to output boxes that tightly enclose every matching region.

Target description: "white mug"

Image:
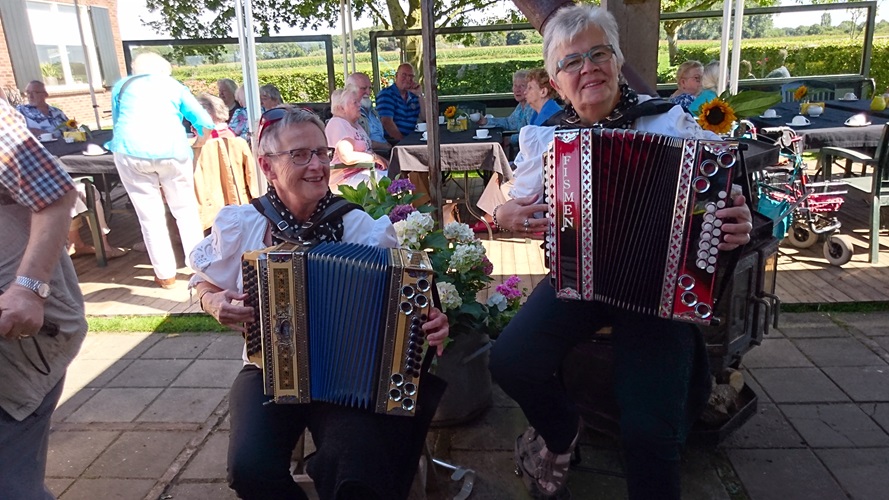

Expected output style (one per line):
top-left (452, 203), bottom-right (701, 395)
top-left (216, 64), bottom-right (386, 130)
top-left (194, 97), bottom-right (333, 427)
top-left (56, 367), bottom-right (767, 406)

top-left (416, 122), bottom-right (427, 133)
top-left (438, 115), bottom-right (446, 125)
top-left (843, 92), bottom-right (857, 100)
top-left (64, 137), bottom-right (75, 144)
top-left (421, 131), bottom-right (428, 141)
top-left (39, 133), bottom-right (53, 141)
top-left (469, 112), bottom-right (481, 122)
top-left (807, 105), bottom-right (823, 117)
top-left (475, 129), bottom-right (490, 138)
top-left (763, 108), bottom-right (777, 118)
top-left (791, 115), bottom-right (810, 126)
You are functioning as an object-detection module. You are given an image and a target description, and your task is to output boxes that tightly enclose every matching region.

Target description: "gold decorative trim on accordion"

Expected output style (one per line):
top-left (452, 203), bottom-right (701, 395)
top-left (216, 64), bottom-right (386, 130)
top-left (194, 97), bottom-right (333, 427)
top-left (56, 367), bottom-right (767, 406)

top-left (544, 128), bottom-right (740, 325)
top-left (241, 242), bottom-right (434, 416)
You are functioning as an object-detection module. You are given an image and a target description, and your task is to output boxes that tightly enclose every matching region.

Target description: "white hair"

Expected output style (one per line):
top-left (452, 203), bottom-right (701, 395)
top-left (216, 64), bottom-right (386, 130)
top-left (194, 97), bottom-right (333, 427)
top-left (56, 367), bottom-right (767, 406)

top-left (543, 5), bottom-right (624, 78)
top-left (132, 52), bottom-right (172, 76)
top-left (330, 87), bottom-right (360, 117)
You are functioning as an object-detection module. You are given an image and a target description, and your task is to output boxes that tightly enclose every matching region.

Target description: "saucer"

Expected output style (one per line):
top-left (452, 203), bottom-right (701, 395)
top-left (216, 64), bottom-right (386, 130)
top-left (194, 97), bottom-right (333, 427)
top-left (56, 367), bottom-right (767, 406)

top-left (838, 97), bottom-right (858, 101)
top-left (39, 138), bottom-right (57, 143)
top-left (479, 124), bottom-right (496, 128)
top-left (473, 135), bottom-right (491, 140)
top-left (844, 119), bottom-right (872, 127)
top-left (759, 114), bottom-right (781, 119)
top-left (83, 149), bottom-right (108, 156)
top-left (786, 122), bottom-right (810, 127)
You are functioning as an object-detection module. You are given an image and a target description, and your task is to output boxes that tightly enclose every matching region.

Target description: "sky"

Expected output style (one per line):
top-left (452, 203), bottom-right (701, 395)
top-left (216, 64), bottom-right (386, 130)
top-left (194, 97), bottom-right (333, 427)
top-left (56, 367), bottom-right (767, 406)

top-left (117, 1), bottom-right (888, 41)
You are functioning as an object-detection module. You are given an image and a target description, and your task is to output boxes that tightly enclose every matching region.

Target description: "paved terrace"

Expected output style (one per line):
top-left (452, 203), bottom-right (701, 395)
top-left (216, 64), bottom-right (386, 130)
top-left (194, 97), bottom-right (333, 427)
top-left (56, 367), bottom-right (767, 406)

top-left (47, 311), bottom-right (889, 499)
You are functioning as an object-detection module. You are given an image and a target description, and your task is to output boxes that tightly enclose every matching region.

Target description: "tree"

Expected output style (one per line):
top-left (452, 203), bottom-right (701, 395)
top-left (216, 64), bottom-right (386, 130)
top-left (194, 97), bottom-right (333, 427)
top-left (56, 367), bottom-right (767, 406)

top-left (662, 0), bottom-right (779, 64)
top-left (143, 0), bottom-right (521, 77)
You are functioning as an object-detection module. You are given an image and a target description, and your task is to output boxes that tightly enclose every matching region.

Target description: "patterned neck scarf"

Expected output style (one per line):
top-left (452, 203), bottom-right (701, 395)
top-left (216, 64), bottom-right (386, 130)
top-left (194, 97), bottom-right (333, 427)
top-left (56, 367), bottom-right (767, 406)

top-left (560, 83), bottom-right (640, 129)
top-left (265, 187), bottom-right (346, 244)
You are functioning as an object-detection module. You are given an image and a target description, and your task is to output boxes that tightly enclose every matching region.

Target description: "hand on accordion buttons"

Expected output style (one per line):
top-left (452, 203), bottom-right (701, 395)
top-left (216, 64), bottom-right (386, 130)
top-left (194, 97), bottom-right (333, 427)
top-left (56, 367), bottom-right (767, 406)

top-left (499, 196), bottom-right (548, 233)
top-left (424, 307), bottom-right (450, 357)
top-left (204, 289), bottom-right (253, 333)
top-left (716, 194), bottom-right (753, 251)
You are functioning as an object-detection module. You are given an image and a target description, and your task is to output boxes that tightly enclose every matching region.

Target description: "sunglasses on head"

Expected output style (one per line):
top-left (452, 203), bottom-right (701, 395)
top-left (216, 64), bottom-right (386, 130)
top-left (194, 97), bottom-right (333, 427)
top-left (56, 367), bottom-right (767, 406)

top-left (257, 106), bottom-right (321, 150)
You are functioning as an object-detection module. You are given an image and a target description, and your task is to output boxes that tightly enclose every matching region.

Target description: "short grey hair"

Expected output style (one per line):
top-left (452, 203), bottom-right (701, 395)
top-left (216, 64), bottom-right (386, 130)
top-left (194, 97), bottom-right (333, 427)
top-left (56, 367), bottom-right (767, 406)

top-left (330, 87), bottom-right (359, 117)
top-left (217, 78), bottom-right (237, 95)
top-left (513, 69), bottom-right (530, 82)
top-left (132, 52), bottom-right (172, 76)
top-left (543, 5), bottom-right (624, 78)
top-left (256, 106), bottom-right (326, 157)
top-left (196, 93), bottom-right (229, 124)
top-left (701, 61), bottom-right (722, 93)
top-left (259, 84), bottom-right (282, 104)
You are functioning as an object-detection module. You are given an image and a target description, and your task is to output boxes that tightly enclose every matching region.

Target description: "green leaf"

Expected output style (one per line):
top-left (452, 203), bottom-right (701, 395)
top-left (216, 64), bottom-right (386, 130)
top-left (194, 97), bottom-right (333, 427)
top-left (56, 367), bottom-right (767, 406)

top-left (725, 90), bottom-right (783, 118)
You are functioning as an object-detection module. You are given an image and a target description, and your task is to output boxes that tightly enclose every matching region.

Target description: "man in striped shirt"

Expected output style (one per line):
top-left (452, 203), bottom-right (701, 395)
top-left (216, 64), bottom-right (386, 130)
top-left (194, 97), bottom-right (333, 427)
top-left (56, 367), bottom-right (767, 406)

top-left (376, 63), bottom-right (426, 143)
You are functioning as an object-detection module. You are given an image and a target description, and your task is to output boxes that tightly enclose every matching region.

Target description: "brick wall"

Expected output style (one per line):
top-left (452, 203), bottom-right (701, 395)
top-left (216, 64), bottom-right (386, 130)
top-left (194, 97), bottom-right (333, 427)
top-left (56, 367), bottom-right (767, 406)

top-left (0, 0), bottom-right (125, 128)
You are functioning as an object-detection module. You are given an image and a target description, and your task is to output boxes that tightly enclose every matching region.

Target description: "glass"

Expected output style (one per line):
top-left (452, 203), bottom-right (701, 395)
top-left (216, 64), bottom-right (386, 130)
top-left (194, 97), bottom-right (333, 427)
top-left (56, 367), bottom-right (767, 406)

top-left (265, 147), bottom-right (334, 166)
top-left (556, 44), bottom-right (615, 74)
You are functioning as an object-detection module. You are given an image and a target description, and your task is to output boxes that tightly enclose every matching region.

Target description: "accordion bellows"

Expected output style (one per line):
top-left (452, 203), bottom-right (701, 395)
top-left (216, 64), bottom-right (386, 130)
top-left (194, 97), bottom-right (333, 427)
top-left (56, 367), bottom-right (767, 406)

top-left (242, 242), bottom-right (434, 416)
top-left (544, 128), bottom-right (740, 325)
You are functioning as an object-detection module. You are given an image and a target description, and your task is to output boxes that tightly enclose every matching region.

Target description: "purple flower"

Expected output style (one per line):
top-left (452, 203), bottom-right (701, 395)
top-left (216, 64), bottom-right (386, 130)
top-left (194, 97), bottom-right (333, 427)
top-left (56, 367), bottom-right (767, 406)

top-left (496, 275), bottom-right (524, 300)
top-left (481, 255), bottom-right (494, 276)
top-left (388, 204), bottom-right (416, 223)
top-left (387, 178), bottom-right (416, 194)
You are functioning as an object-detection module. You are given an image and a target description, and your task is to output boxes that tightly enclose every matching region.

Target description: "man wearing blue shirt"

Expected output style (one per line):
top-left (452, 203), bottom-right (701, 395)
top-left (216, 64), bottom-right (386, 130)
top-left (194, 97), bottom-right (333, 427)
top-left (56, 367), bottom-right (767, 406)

top-left (376, 63), bottom-right (426, 143)
top-left (105, 52), bottom-right (213, 289)
top-left (346, 72), bottom-right (392, 157)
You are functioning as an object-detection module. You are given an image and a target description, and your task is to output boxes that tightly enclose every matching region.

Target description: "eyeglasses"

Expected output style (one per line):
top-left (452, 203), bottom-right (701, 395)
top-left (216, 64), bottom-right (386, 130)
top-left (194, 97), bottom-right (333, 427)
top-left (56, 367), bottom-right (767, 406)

top-left (265, 147), bottom-right (334, 167)
top-left (556, 44), bottom-right (615, 74)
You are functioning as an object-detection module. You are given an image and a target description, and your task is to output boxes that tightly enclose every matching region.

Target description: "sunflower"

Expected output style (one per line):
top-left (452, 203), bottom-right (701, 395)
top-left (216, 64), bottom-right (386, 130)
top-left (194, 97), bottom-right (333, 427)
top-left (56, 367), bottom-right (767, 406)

top-left (794, 85), bottom-right (808, 101)
top-left (443, 105), bottom-right (457, 119)
top-left (65, 118), bottom-right (78, 129)
top-left (697, 98), bottom-right (737, 135)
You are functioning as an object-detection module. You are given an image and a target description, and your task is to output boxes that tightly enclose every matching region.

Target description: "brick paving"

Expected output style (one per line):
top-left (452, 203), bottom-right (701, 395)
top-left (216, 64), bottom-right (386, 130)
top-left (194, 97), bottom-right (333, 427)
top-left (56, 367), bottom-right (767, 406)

top-left (46, 311), bottom-right (889, 499)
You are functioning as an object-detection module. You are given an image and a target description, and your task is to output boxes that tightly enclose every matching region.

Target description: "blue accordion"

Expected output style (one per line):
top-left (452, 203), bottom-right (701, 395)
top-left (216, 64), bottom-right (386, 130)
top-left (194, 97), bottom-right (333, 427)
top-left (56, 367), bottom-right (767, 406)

top-left (241, 241), bottom-right (434, 416)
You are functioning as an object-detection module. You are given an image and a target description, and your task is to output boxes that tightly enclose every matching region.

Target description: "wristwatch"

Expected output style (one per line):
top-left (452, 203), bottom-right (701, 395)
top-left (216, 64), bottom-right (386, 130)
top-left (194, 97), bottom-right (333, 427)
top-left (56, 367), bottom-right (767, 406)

top-left (14, 276), bottom-right (51, 299)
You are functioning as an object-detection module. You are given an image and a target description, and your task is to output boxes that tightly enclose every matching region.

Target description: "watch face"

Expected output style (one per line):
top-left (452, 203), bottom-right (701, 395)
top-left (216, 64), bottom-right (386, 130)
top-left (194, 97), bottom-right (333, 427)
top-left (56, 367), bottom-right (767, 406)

top-left (37, 283), bottom-right (51, 299)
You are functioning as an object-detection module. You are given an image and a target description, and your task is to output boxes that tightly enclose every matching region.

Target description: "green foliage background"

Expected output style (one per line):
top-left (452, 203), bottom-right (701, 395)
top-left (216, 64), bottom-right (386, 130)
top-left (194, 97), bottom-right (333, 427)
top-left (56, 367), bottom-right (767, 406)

top-left (172, 37), bottom-right (889, 103)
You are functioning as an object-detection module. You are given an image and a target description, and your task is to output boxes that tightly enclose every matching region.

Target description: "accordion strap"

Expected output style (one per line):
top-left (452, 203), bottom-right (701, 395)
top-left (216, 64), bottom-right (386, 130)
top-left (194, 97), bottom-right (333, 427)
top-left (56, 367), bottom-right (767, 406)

top-left (251, 195), bottom-right (362, 244)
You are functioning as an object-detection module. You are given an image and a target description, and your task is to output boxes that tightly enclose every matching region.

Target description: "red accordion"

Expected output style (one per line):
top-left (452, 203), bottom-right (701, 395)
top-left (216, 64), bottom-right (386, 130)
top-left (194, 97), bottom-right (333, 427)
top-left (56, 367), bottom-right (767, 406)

top-left (544, 128), bottom-right (740, 325)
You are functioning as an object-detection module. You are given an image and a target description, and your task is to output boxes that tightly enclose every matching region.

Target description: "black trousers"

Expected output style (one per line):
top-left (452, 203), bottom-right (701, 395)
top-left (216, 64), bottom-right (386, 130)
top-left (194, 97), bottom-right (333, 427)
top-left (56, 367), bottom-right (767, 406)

top-left (489, 282), bottom-right (710, 500)
top-left (227, 365), bottom-right (444, 500)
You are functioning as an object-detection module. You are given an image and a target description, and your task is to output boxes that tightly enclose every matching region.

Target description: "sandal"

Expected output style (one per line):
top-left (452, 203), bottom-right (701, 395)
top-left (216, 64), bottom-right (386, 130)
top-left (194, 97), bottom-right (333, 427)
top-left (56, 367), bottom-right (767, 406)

top-left (106, 247), bottom-right (129, 260)
top-left (514, 426), bottom-right (576, 499)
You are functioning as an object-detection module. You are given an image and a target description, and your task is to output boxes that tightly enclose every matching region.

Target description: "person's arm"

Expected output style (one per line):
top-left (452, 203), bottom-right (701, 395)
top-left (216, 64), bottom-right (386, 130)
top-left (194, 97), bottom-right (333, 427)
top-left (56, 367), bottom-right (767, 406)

top-left (178, 83), bottom-right (215, 135)
top-left (334, 137), bottom-right (380, 166)
top-left (195, 280), bottom-right (252, 333)
top-left (380, 117), bottom-right (404, 142)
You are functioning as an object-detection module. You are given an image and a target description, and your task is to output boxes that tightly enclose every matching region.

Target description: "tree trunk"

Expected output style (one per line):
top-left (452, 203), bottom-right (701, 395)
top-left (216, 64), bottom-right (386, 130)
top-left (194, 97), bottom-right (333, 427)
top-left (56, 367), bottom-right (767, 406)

top-left (664, 22), bottom-right (682, 66)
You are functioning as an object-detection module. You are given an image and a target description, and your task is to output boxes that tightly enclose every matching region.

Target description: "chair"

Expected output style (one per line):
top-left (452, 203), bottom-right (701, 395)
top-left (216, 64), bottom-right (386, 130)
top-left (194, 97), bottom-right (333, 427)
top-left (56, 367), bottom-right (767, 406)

top-left (780, 80), bottom-right (835, 103)
top-left (818, 124), bottom-right (889, 262)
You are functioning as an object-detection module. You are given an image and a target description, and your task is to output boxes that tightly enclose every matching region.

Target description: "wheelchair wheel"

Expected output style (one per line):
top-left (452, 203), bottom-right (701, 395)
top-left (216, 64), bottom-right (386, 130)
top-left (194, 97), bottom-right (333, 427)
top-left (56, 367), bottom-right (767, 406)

top-left (823, 235), bottom-right (854, 266)
top-left (787, 224), bottom-right (819, 249)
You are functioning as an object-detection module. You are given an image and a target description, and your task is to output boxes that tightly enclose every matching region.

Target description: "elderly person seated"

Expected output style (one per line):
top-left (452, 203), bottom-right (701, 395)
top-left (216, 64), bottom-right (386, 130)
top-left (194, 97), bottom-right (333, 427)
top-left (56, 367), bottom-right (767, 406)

top-left (17, 80), bottom-right (69, 138)
top-left (325, 87), bottom-right (388, 192)
top-left (487, 5), bottom-right (753, 499)
top-left (476, 69), bottom-right (534, 146)
top-left (259, 83), bottom-right (283, 111)
top-left (471, 68), bottom-right (561, 233)
top-left (228, 86), bottom-right (249, 141)
top-left (217, 78), bottom-right (242, 121)
top-left (192, 94), bottom-right (257, 232)
top-left (669, 60), bottom-right (704, 108)
top-left (688, 60), bottom-right (722, 114)
top-left (188, 106), bottom-right (449, 500)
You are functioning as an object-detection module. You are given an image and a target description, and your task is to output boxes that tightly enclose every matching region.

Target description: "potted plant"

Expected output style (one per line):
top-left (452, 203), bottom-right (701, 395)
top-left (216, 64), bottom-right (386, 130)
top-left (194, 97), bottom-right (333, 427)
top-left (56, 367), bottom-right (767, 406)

top-left (340, 177), bottom-right (527, 425)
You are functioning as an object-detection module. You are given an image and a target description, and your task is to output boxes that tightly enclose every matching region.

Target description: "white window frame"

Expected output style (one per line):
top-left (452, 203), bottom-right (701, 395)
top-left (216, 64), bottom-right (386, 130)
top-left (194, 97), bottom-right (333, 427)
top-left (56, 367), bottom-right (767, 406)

top-left (26, 0), bottom-right (102, 93)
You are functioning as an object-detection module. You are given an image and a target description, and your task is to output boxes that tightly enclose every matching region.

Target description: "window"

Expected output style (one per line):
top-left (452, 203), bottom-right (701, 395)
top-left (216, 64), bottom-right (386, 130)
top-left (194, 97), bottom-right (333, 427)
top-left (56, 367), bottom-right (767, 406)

top-left (26, 1), bottom-right (101, 90)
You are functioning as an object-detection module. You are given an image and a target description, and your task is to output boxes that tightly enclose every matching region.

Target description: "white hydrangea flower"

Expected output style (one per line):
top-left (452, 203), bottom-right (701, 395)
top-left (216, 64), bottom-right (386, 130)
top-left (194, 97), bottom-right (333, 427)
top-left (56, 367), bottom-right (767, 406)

top-left (393, 212), bottom-right (434, 250)
top-left (443, 222), bottom-right (475, 244)
top-left (449, 243), bottom-right (486, 274)
top-left (486, 292), bottom-right (508, 312)
top-left (436, 282), bottom-right (462, 312)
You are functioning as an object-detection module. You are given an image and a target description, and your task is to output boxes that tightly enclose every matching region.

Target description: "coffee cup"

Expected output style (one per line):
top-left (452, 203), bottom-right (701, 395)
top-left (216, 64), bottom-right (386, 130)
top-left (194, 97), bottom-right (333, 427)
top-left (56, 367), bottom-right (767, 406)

top-left (469, 112), bottom-right (481, 122)
top-left (763, 108), bottom-right (777, 118)
top-left (475, 129), bottom-right (490, 139)
top-left (416, 122), bottom-right (427, 133)
top-left (64, 136), bottom-right (75, 144)
top-left (790, 115), bottom-right (810, 126)
top-left (439, 115), bottom-right (445, 125)
top-left (807, 105), bottom-right (823, 117)
top-left (421, 131), bottom-right (428, 141)
top-left (39, 133), bottom-right (53, 141)
top-left (843, 92), bottom-right (857, 100)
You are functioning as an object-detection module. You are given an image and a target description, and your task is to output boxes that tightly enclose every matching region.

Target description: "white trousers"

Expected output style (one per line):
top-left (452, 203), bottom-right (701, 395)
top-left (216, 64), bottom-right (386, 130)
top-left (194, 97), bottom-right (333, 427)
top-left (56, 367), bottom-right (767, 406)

top-left (114, 152), bottom-right (203, 280)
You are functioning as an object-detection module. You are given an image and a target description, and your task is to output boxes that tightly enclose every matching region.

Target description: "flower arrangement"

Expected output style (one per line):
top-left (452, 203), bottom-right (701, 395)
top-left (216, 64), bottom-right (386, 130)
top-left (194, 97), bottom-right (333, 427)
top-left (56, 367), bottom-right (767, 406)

top-left (793, 85), bottom-right (808, 101)
top-left (340, 178), bottom-right (527, 340)
top-left (57, 118), bottom-right (91, 142)
top-left (443, 105), bottom-right (458, 119)
top-left (697, 90), bottom-right (782, 135)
